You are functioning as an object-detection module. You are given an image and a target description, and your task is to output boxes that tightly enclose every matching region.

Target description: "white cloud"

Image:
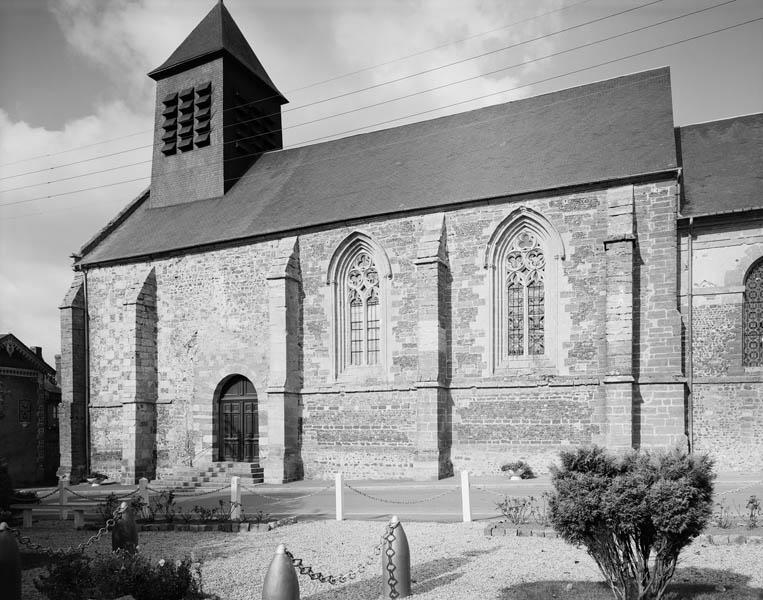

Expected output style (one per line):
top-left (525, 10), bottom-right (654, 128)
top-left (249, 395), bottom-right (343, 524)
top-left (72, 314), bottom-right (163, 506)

top-left (0, 103), bottom-right (153, 360)
top-left (285, 0), bottom-right (566, 145)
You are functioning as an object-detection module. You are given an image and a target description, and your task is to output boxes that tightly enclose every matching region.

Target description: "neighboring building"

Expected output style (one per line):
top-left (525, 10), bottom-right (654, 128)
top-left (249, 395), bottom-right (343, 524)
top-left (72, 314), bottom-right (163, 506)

top-left (0, 334), bottom-right (61, 486)
top-left (58, 3), bottom-right (763, 485)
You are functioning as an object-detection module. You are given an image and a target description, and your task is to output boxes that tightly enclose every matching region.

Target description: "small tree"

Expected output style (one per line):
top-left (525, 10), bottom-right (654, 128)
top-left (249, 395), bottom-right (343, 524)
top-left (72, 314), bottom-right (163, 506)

top-left (549, 446), bottom-right (714, 600)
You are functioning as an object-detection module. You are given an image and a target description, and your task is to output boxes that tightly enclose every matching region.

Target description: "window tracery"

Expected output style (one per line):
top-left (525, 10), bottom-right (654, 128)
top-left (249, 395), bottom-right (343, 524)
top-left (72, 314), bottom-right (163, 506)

top-left (328, 232), bottom-right (391, 377)
top-left (347, 251), bottom-right (381, 366)
top-left (743, 259), bottom-right (763, 367)
top-left (505, 231), bottom-right (545, 356)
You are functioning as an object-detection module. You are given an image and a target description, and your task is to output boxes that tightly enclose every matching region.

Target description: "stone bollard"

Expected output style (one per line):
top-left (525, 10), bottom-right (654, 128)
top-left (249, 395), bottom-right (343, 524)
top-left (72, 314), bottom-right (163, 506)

top-left (0, 522), bottom-right (22, 600)
top-left (58, 476), bottom-right (68, 520)
top-left (230, 476), bottom-right (241, 521)
top-left (111, 502), bottom-right (139, 554)
top-left (262, 544), bottom-right (299, 600)
top-left (381, 515), bottom-right (411, 598)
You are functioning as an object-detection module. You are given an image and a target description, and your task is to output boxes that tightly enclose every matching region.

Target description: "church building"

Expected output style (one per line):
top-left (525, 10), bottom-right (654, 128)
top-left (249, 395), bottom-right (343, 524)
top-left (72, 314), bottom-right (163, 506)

top-left (58, 2), bottom-right (763, 485)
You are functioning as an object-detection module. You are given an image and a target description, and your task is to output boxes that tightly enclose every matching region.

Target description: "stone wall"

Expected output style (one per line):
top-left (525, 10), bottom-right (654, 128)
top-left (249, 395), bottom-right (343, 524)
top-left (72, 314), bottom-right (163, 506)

top-left (681, 217), bottom-right (763, 471)
top-left (77, 176), bottom-right (701, 482)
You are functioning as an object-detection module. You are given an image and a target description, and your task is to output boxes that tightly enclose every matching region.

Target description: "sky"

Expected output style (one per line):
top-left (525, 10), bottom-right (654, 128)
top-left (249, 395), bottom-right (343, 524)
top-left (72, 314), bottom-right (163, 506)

top-left (0, 0), bottom-right (761, 366)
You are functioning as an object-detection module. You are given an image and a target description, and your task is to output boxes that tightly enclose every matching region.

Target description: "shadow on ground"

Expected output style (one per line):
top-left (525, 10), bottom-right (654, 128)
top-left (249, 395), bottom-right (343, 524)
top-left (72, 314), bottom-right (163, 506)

top-left (302, 547), bottom-right (499, 599)
top-left (499, 568), bottom-right (763, 600)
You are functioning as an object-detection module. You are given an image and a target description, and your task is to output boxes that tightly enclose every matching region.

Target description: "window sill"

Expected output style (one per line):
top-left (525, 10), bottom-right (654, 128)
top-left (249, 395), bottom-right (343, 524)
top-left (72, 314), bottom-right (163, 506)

top-left (335, 364), bottom-right (390, 384)
top-left (493, 355), bottom-right (557, 376)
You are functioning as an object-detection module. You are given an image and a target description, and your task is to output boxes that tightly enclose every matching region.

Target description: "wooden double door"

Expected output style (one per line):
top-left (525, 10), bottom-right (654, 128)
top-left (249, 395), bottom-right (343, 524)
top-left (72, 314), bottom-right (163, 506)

top-left (218, 376), bottom-right (259, 463)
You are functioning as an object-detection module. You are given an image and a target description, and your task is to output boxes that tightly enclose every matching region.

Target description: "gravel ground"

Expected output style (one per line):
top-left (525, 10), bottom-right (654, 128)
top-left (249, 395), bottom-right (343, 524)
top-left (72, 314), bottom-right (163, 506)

top-left (19, 520), bottom-right (763, 599)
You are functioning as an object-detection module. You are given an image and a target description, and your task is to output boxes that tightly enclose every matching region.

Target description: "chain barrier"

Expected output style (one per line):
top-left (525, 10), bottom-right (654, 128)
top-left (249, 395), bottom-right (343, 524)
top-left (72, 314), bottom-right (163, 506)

top-left (718, 479), bottom-right (763, 497)
top-left (240, 482), bottom-right (334, 503)
top-left (473, 485), bottom-right (510, 498)
top-left (145, 483), bottom-right (232, 497)
top-left (4, 505), bottom-right (124, 556)
top-left (344, 482), bottom-right (458, 505)
top-left (10, 488), bottom-right (59, 502)
top-left (63, 486), bottom-right (140, 501)
top-left (37, 488), bottom-right (60, 500)
top-left (284, 520), bottom-right (396, 585)
top-left (170, 483), bottom-right (232, 497)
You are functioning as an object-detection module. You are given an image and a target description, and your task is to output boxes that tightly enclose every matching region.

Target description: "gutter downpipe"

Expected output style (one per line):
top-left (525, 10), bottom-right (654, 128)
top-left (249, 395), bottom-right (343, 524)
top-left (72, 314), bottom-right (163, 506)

top-left (82, 267), bottom-right (91, 475)
top-left (687, 216), bottom-right (694, 452)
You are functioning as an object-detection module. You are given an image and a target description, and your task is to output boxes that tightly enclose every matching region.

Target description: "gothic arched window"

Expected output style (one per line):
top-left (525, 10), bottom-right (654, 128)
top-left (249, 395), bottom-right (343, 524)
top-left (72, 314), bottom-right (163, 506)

top-left (485, 208), bottom-right (565, 371)
top-left (348, 251), bottom-right (381, 366)
top-left (506, 231), bottom-right (546, 356)
top-left (328, 232), bottom-right (392, 377)
top-left (743, 259), bottom-right (763, 367)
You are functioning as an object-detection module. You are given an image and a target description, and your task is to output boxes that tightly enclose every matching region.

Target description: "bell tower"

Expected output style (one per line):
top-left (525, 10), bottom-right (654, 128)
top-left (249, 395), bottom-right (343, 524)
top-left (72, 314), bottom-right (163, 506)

top-left (147, 1), bottom-right (287, 208)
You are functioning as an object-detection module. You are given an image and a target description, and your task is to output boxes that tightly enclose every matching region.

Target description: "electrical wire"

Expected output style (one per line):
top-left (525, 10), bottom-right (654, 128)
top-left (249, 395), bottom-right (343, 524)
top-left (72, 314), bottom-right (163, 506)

top-left (0, 0), bottom-right (668, 180)
top-left (2, 14), bottom-right (759, 217)
top-left (0, 0), bottom-right (739, 196)
top-left (0, 0), bottom-right (596, 168)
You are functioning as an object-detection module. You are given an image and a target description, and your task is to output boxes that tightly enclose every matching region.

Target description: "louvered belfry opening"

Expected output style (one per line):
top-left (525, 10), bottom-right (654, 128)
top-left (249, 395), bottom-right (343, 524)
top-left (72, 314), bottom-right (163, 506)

top-left (147, 1), bottom-right (287, 206)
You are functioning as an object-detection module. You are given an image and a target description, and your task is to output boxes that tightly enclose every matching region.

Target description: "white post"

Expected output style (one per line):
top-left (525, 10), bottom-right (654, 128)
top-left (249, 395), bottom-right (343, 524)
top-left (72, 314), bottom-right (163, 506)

top-left (335, 472), bottom-right (344, 521)
top-left (138, 478), bottom-right (150, 519)
top-left (230, 476), bottom-right (241, 521)
top-left (58, 476), bottom-right (68, 521)
top-left (460, 470), bottom-right (472, 523)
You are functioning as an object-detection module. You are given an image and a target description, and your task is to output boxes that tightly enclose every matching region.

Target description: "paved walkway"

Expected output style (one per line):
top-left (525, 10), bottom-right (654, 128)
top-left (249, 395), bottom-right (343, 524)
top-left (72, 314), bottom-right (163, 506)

top-left (22, 471), bottom-right (763, 524)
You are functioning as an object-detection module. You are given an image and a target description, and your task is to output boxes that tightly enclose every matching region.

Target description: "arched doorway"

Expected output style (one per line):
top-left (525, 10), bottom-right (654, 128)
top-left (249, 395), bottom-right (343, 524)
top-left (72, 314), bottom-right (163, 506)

top-left (216, 375), bottom-right (259, 463)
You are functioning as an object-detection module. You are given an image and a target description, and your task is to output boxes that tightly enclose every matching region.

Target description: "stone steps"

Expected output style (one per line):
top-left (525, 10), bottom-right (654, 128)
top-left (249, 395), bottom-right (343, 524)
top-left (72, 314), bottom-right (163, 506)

top-left (149, 462), bottom-right (263, 492)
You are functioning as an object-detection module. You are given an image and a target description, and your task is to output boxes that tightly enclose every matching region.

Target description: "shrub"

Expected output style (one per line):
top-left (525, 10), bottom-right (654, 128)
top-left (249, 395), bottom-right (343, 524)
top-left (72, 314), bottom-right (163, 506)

top-left (500, 460), bottom-right (535, 479)
top-left (34, 550), bottom-right (210, 600)
top-left (495, 496), bottom-right (534, 525)
top-left (144, 490), bottom-right (177, 522)
top-left (549, 446), bottom-right (714, 600)
top-left (34, 555), bottom-right (93, 600)
top-left (97, 493), bottom-right (145, 526)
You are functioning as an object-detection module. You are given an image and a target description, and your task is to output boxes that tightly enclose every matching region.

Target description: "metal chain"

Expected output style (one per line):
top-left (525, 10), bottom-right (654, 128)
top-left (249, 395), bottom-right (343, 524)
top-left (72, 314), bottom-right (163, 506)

top-left (384, 521), bottom-right (399, 599)
top-left (241, 482), bottom-right (334, 502)
top-left (473, 485), bottom-right (509, 498)
top-left (718, 479), bottom-right (763, 497)
top-left (284, 521), bottom-right (396, 585)
top-left (34, 488), bottom-right (60, 501)
top-left (3, 506), bottom-right (124, 556)
top-left (64, 486), bottom-right (140, 501)
top-left (168, 483), bottom-right (232, 497)
top-left (344, 482), bottom-right (457, 504)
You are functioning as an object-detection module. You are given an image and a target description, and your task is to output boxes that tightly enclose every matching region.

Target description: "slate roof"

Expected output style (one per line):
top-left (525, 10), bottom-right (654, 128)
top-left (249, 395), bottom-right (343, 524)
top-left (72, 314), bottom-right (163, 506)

top-left (678, 113), bottom-right (763, 218)
top-left (78, 67), bottom-right (678, 266)
top-left (148, 1), bottom-right (285, 100)
top-left (0, 333), bottom-right (57, 378)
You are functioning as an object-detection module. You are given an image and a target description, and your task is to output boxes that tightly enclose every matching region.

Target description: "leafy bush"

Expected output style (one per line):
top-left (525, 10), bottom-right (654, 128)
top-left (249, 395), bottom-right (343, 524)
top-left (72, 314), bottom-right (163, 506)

top-left (34, 550), bottom-right (212, 600)
top-left (549, 446), bottom-right (714, 600)
top-left (500, 460), bottom-right (535, 479)
top-left (97, 493), bottom-right (145, 526)
top-left (144, 490), bottom-right (177, 522)
top-left (495, 496), bottom-right (534, 525)
top-left (34, 555), bottom-right (93, 600)
top-left (12, 489), bottom-right (40, 504)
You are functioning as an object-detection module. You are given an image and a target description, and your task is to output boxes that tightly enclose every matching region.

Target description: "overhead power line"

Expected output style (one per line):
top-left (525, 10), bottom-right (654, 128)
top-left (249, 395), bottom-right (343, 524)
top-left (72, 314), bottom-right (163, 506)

top-left (0, 0), bottom-right (740, 196)
top-left (0, 0), bottom-right (663, 179)
top-left (1, 15), bottom-right (758, 214)
top-left (0, 0), bottom-right (596, 168)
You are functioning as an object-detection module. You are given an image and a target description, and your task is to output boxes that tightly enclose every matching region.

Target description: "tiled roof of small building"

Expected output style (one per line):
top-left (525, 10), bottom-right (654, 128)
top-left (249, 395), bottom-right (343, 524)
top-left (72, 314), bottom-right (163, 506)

top-left (78, 67), bottom-right (678, 266)
top-left (148, 1), bottom-right (284, 99)
top-left (678, 112), bottom-right (763, 218)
